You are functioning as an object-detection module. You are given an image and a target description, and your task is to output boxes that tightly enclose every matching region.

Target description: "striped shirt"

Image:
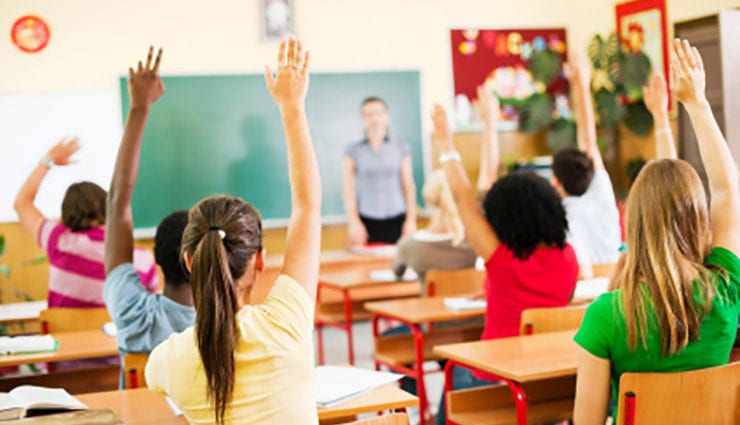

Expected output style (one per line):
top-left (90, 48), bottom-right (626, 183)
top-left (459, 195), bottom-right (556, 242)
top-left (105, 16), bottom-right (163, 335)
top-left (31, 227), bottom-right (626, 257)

top-left (38, 220), bottom-right (158, 307)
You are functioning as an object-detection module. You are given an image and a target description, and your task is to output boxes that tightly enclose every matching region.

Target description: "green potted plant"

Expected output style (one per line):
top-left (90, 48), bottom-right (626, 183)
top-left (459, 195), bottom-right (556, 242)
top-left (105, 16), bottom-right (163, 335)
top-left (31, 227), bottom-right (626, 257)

top-left (0, 234), bottom-right (45, 304)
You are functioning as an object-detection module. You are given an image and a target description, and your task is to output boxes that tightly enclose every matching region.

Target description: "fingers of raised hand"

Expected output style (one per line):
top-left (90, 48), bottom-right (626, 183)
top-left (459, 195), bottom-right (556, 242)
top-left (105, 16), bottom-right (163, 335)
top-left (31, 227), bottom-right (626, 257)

top-left (301, 50), bottom-right (310, 76)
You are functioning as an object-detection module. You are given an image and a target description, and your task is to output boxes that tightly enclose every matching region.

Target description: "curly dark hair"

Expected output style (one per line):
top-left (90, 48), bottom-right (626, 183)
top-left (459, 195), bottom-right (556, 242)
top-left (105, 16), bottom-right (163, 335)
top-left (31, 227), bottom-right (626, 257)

top-left (154, 210), bottom-right (189, 287)
top-left (482, 171), bottom-right (568, 260)
top-left (61, 182), bottom-right (106, 231)
top-left (552, 148), bottom-right (594, 196)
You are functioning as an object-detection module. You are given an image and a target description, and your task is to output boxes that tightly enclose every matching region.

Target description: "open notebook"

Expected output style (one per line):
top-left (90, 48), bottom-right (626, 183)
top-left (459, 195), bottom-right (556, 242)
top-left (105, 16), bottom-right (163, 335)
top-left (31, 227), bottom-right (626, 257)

top-left (314, 366), bottom-right (402, 408)
top-left (368, 268), bottom-right (418, 282)
top-left (0, 335), bottom-right (57, 355)
top-left (0, 386), bottom-right (87, 421)
top-left (443, 297), bottom-right (486, 312)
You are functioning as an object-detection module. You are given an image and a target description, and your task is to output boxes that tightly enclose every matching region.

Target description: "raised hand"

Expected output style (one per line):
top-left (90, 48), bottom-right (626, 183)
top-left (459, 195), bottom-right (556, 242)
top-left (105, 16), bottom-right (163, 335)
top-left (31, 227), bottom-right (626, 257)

top-left (128, 46), bottom-right (165, 110)
top-left (431, 104), bottom-right (454, 153)
top-left (474, 85), bottom-right (500, 127)
top-left (47, 136), bottom-right (80, 166)
top-left (563, 52), bottom-right (591, 88)
top-left (670, 38), bottom-right (706, 107)
top-left (643, 73), bottom-right (669, 116)
top-left (265, 37), bottom-right (310, 109)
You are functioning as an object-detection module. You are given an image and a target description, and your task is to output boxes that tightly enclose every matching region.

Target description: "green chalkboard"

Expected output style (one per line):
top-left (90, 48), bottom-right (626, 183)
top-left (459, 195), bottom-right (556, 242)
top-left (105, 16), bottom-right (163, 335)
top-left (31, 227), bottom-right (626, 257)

top-left (119, 71), bottom-right (425, 230)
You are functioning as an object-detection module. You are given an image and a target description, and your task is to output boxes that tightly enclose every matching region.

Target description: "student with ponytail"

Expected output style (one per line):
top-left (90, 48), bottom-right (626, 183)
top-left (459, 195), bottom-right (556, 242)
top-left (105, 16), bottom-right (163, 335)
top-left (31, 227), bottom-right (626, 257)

top-left (573, 40), bottom-right (740, 424)
top-left (146, 37), bottom-right (321, 425)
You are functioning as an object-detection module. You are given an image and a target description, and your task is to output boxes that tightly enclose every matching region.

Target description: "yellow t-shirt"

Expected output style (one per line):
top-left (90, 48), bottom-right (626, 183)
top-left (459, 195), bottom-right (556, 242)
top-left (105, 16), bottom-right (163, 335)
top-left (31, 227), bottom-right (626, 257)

top-left (145, 274), bottom-right (317, 425)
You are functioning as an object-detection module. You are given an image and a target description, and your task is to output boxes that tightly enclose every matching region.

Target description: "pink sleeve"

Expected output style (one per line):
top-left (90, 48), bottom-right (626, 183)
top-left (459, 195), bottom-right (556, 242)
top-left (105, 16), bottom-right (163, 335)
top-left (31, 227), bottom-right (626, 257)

top-left (37, 220), bottom-right (61, 251)
top-left (134, 248), bottom-right (160, 293)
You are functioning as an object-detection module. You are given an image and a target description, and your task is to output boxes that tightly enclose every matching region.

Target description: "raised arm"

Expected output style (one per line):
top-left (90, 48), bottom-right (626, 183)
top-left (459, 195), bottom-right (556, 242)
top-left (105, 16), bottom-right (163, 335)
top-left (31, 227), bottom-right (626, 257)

top-left (14, 137), bottom-right (80, 242)
top-left (565, 54), bottom-right (603, 169)
top-left (105, 47), bottom-right (165, 274)
top-left (643, 73), bottom-right (677, 159)
top-left (265, 38), bottom-right (321, 298)
top-left (672, 39), bottom-right (740, 253)
top-left (431, 105), bottom-right (498, 260)
top-left (475, 85), bottom-right (500, 191)
top-left (400, 156), bottom-right (417, 236)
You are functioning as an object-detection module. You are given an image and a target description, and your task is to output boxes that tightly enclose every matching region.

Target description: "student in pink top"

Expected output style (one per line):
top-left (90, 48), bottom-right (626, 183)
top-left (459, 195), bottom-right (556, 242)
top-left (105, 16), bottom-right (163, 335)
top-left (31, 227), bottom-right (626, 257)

top-left (431, 90), bottom-right (578, 424)
top-left (14, 140), bottom-right (158, 307)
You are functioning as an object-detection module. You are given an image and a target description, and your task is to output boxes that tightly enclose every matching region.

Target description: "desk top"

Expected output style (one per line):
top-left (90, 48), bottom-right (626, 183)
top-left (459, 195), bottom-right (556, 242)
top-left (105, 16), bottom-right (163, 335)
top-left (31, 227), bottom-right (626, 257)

top-left (317, 384), bottom-right (418, 420)
top-left (433, 330), bottom-right (578, 382)
top-left (0, 301), bottom-right (46, 324)
top-left (0, 330), bottom-right (117, 367)
top-left (78, 388), bottom-right (185, 425)
top-left (78, 384), bottom-right (418, 423)
top-left (265, 249), bottom-right (393, 270)
top-left (320, 266), bottom-right (415, 290)
top-left (364, 296), bottom-right (485, 323)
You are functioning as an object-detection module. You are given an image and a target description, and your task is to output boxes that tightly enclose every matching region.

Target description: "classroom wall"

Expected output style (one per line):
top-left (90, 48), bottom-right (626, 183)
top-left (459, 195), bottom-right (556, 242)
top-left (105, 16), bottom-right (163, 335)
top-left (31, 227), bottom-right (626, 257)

top-left (1, 0), bottom-right (737, 302)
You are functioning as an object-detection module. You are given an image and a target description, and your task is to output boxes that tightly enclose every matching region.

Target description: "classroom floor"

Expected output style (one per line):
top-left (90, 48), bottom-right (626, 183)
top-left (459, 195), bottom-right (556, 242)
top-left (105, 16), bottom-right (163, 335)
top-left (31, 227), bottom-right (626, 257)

top-left (315, 321), bottom-right (444, 420)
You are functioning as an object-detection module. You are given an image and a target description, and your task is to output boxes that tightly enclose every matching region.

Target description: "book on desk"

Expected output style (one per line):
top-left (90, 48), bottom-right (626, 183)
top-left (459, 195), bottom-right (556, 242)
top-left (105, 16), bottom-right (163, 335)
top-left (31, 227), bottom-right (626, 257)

top-left (0, 386), bottom-right (86, 421)
top-left (314, 366), bottom-right (403, 408)
top-left (0, 335), bottom-right (57, 355)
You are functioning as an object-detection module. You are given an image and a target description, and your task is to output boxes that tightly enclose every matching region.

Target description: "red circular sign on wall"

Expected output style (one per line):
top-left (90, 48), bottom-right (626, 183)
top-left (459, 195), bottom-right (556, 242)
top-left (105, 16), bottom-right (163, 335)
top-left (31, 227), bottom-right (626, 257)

top-left (11, 15), bottom-right (50, 53)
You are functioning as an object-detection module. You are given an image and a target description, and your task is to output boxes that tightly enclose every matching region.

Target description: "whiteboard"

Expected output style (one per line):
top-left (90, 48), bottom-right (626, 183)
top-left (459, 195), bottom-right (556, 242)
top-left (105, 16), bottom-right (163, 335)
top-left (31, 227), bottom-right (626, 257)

top-left (0, 91), bottom-right (122, 223)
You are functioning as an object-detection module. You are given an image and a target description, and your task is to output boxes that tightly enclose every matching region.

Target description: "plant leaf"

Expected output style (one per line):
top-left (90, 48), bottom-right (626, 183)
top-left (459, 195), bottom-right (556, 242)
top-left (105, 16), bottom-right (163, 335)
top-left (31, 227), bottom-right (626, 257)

top-left (547, 118), bottom-right (577, 151)
top-left (594, 88), bottom-right (625, 128)
top-left (621, 52), bottom-right (651, 99)
top-left (528, 49), bottom-right (562, 85)
top-left (519, 94), bottom-right (555, 132)
top-left (624, 101), bottom-right (654, 137)
top-left (0, 265), bottom-right (10, 278)
top-left (0, 235), bottom-right (5, 258)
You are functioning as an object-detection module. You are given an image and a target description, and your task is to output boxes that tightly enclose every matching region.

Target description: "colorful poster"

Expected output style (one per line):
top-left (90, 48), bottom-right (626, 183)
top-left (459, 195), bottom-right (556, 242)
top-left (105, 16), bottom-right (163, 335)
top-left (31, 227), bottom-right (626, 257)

top-left (450, 28), bottom-right (569, 129)
top-left (616, 0), bottom-right (670, 108)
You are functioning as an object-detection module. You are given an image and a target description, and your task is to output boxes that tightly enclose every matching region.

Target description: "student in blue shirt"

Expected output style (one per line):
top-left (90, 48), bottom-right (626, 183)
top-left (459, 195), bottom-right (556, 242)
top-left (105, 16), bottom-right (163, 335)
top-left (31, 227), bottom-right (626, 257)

top-left (103, 47), bottom-right (195, 379)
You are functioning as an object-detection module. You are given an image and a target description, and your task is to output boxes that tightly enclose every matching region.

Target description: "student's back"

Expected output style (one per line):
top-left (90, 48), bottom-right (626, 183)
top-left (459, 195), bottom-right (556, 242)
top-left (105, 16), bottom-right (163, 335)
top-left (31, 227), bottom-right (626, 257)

top-left (573, 39), bottom-right (740, 425)
top-left (14, 144), bottom-right (158, 307)
top-left (143, 38), bottom-right (322, 424)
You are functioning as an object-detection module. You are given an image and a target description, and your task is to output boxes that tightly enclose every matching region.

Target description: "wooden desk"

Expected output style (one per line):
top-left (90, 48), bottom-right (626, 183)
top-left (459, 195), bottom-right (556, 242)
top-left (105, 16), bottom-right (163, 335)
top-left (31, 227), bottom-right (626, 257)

top-left (316, 263), bottom-right (420, 365)
top-left (0, 301), bottom-right (46, 336)
top-left (433, 330), bottom-right (578, 425)
top-left (78, 388), bottom-right (185, 425)
top-left (365, 297), bottom-right (485, 425)
top-left (78, 385), bottom-right (418, 424)
top-left (0, 330), bottom-right (117, 368)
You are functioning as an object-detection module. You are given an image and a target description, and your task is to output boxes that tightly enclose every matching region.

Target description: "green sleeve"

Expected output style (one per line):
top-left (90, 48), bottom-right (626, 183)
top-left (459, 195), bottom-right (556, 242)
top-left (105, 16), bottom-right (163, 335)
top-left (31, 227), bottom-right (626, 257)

top-left (705, 247), bottom-right (740, 304)
top-left (573, 292), bottom-right (616, 359)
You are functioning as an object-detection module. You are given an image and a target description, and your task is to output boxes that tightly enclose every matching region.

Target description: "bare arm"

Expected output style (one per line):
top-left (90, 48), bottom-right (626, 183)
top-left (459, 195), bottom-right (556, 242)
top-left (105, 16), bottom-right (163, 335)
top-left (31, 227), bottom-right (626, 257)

top-left (342, 157), bottom-right (368, 245)
top-left (565, 55), bottom-right (604, 169)
top-left (265, 38), bottom-right (321, 299)
top-left (432, 105), bottom-right (498, 260)
top-left (573, 347), bottom-right (611, 425)
top-left (14, 137), bottom-right (80, 242)
top-left (400, 156), bottom-right (417, 236)
top-left (105, 47), bottom-right (165, 274)
top-left (475, 85), bottom-right (500, 191)
top-left (643, 73), bottom-right (677, 159)
top-left (672, 39), bottom-right (740, 253)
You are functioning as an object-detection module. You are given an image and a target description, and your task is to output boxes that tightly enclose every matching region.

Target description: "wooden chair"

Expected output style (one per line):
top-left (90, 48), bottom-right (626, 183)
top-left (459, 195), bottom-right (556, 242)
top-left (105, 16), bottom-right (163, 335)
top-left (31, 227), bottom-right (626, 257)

top-left (122, 353), bottom-right (149, 389)
top-left (425, 268), bottom-right (484, 297)
top-left (344, 413), bottom-right (409, 425)
top-left (39, 307), bottom-right (111, 334)
top-left (519, 304), bottom-right (588, 335)
top-left (616, 362), bottom-right (740, 425)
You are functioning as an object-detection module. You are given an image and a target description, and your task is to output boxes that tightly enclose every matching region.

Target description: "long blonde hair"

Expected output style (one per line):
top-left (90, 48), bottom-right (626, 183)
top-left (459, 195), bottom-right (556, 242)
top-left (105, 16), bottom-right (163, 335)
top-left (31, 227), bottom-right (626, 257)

top-left (613, 159), bottom-right (715, 356)
top-left (423, 170), bottom-right (465, 245)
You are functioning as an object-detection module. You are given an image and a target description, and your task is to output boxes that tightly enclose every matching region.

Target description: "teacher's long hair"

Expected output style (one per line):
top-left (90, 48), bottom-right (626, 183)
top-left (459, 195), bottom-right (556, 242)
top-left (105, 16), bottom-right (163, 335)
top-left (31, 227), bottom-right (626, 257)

top-left (181, 195), bottom-right (262, 424)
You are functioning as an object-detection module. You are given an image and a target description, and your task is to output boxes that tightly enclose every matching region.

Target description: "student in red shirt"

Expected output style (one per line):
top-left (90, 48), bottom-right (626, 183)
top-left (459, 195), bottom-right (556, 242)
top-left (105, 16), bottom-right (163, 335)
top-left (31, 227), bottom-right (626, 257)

top-left (431, 94), bottom-right (578, 424)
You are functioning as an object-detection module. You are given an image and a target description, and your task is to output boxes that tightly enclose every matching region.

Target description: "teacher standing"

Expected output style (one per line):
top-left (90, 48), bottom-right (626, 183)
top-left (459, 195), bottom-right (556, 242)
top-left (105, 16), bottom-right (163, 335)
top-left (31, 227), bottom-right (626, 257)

top-left (343, 97), bottom-right (417, 245)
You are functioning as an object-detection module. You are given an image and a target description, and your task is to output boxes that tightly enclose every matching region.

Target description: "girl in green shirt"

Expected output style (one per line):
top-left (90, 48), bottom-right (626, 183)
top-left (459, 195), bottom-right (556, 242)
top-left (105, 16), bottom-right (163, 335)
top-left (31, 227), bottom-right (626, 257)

top-left (573, 39), bottom-right (740, 424)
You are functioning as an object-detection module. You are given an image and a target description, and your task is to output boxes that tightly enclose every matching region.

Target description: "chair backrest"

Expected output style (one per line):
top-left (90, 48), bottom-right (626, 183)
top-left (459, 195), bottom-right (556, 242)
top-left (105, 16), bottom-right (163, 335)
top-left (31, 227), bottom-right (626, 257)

top-left (344, 413), bottom-right (409, 425)
top-left (425, 268), bottom-right (485, 297)
top-left (39, 307), bottom-right (111, 334)
top-left (616, 362), bottom-right (740, 425)
top-left (123, 353), bottom-right (149, 389)
top-left (519, 304), bottom-right (587, 335)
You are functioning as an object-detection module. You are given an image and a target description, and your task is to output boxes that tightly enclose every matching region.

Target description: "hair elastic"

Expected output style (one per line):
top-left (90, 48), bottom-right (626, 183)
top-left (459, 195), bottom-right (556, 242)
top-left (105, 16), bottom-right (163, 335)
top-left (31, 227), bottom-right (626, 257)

top-left (208, 226), bottom-right (226, 240)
